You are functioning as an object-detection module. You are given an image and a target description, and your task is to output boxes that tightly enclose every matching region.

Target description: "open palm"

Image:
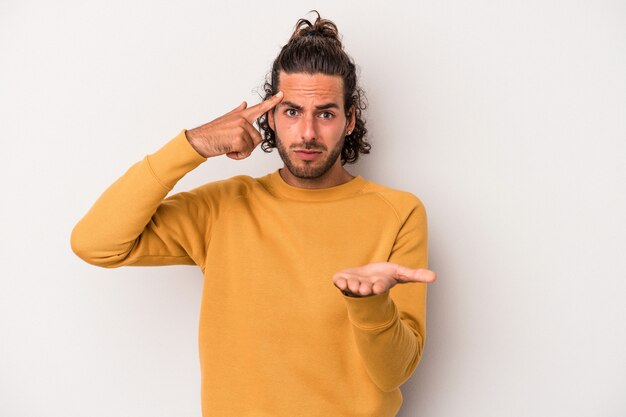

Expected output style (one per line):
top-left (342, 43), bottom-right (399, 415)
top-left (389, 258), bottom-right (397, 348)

top-left (333, 262), bottom-right (437, 297)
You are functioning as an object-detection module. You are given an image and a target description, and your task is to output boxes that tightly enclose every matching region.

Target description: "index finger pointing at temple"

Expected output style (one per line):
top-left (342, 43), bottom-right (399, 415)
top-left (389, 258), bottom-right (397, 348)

top-left (242, 91), bottom-right (284, 123)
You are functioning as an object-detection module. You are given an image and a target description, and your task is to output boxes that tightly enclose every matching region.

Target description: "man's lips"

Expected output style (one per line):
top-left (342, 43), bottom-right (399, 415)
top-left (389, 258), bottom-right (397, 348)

top-left (293, 149), bottom-right (322, 161)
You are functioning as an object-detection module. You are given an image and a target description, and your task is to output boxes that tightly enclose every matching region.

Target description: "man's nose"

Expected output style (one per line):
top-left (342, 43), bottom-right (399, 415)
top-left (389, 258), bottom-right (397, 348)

top-left (300, 114), bottom-right (317, 142)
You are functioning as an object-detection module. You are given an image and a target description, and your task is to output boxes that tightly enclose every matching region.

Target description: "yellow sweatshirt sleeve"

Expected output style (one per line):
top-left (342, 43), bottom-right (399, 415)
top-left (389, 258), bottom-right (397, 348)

top-left (70, 129), bottom-right (209, 269)
top-left (341, 199), bottom-right (429, 392)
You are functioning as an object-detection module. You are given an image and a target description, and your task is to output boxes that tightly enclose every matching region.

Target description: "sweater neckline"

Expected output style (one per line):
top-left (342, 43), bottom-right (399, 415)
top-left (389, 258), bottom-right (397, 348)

top-left (264, 169), bottom-right (367, 202)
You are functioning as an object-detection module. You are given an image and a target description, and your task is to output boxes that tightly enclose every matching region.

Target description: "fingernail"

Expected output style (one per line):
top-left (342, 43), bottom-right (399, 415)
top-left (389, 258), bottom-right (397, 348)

top-left (275, 91), bottom-right (283, 97)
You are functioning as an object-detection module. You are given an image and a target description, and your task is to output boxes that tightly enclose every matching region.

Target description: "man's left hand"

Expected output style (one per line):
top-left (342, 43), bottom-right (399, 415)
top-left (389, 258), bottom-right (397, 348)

top-left (332, 262), bottom-right (437, 297)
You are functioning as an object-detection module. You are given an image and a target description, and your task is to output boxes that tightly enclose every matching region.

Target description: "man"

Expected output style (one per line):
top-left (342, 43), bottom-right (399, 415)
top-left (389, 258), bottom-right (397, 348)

top-left (71, 11), bottom-right (436, 417)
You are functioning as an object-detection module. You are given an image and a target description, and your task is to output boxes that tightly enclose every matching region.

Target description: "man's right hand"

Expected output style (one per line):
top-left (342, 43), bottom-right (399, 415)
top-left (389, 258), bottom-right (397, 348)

top-left (185, 91), bottom-right (284, 160)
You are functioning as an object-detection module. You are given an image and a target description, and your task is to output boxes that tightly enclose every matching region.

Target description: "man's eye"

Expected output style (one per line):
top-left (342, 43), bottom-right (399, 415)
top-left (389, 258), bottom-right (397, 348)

top-left (320, 112), bottom-right (334, 119)
top-left (286, 109), bottom-right (298, 116)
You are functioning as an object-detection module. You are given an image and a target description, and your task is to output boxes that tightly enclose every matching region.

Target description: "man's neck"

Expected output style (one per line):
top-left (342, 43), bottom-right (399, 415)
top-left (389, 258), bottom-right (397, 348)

top-left (279, 165), bottom-right (355, 189)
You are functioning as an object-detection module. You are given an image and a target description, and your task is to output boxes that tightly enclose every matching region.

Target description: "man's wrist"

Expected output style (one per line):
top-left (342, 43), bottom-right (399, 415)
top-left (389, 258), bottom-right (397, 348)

top-left (185, 129), bottom-right (208, 158)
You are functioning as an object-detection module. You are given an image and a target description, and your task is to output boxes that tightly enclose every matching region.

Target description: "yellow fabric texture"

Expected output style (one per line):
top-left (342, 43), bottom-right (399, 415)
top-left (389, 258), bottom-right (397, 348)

top-left (71, 129), bottom-right (430, 417)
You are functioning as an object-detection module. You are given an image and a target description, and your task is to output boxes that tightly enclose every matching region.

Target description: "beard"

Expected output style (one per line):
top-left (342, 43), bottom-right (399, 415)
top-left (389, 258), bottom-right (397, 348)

top-left (275, 134), bottom-right (345, 180)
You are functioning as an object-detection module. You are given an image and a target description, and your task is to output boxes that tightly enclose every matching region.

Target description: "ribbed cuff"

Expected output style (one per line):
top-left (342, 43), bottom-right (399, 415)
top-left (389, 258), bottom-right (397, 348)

top-left (145, 129), bottom-right (208, 190)
top-left (342, 290), bottom-right (398, 330)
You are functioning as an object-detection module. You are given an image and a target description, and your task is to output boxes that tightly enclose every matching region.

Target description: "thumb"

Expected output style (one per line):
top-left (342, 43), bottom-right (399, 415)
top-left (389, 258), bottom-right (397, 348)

top-left (396, 265), bottom-right (437, 283)
top-left (228, 101), bottom-right (247, 114)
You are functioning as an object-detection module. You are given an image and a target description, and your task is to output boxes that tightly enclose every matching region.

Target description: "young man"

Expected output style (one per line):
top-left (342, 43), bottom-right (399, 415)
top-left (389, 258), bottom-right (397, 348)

top-left (71, 12), bottom-right (436, 417)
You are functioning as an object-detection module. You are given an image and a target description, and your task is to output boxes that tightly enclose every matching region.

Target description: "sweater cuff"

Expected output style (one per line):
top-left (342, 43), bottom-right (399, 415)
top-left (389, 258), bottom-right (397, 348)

top-left (145, 129), bottom-right (208, 190)
top-left (342, 290), bottom-right (398, 329)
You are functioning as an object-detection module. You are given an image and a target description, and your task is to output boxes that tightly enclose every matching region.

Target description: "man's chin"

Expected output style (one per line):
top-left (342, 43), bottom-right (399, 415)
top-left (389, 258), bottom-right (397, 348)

top-left (284, 162), bottom-right (327, 180)
top-left (276, 140), bottom-right (343, 180)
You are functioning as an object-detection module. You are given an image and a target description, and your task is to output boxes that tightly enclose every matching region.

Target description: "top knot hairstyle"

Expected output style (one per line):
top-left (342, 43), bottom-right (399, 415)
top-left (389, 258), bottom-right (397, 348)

top-left (257, 10), bottom-right (370, 165)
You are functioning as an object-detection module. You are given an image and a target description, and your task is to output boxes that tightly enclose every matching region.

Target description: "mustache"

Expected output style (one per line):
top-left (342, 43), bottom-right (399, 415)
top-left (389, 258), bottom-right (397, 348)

top-left (290, 142), bottom-right (327, 151)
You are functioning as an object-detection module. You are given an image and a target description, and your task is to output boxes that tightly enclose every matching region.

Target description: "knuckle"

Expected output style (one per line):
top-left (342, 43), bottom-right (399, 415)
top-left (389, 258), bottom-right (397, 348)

top-left (233, 137), bottom-right (245, 148)
top-left (240, 137), bottom-right (253, 150)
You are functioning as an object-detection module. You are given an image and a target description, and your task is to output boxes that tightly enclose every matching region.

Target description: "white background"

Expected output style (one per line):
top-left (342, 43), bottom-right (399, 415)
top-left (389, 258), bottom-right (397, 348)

top-left (1, 1), bottom-right (624, 416)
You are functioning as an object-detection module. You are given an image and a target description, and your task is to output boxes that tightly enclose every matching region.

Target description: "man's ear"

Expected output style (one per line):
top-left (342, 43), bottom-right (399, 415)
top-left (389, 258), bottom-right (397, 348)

top-left (268, 109), bottom-right (275, 131)
top-left (346, 105), bottom-right (356, 133)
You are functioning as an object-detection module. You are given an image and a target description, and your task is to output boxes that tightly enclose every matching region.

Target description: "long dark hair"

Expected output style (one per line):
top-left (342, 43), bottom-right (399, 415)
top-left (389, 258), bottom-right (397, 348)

top-left (257, 10), bottom-right (370, 165)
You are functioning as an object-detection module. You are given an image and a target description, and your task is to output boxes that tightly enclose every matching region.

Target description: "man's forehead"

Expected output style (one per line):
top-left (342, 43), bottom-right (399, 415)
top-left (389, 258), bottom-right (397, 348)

top-left (276, 72), bottom-right (344, 109)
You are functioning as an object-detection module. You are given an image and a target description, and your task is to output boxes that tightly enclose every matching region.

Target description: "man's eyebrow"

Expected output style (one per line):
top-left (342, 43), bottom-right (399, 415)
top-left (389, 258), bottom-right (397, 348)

top-left (278, 100), bottom-right (340, 111)
top-left (315, 102), bottom-right (340, 110)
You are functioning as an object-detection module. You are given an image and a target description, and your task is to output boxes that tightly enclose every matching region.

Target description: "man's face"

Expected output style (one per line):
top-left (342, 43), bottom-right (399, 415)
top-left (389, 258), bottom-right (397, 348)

top-left (268, 72), bottom-right (355, 180)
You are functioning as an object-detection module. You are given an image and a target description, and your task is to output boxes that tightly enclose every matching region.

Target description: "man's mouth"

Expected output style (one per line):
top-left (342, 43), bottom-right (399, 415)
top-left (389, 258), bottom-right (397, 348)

top-left (293, 149), bottom-right (322, 161)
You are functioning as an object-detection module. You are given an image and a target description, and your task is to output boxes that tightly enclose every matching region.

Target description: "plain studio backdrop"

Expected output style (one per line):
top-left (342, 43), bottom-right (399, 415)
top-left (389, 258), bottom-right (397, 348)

top-left (1, 1), bottom-right (624, 416)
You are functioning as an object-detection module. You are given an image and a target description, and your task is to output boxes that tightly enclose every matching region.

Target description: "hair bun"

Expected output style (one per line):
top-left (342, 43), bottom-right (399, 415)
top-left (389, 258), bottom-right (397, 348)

top-left (289, 10), bottom-right (342, 44)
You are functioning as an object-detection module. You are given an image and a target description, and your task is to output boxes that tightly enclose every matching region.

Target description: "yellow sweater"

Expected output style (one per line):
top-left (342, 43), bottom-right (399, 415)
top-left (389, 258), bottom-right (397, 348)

top-left (71, 129), bottom-right (430, 417)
